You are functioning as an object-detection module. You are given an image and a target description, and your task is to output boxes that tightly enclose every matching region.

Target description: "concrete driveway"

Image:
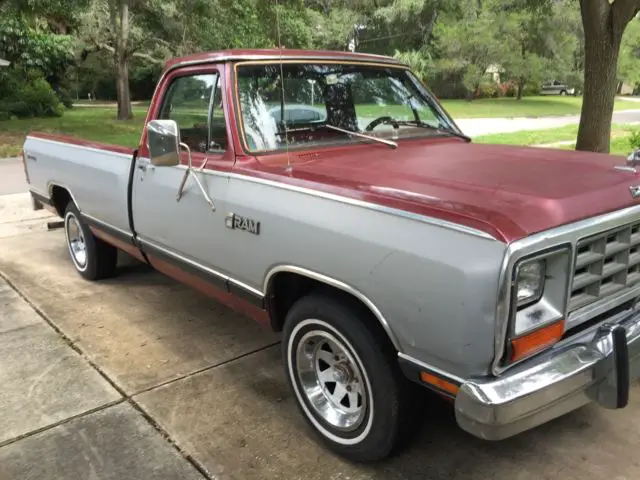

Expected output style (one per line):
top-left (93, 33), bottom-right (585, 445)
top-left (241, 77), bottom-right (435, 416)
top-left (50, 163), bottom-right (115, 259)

top-left (2, 193), bottom-right (640, 478)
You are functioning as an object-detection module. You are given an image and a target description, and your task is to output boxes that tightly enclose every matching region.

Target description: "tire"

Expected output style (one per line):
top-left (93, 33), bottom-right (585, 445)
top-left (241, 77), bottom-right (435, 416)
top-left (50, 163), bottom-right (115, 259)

top-left (559, 90), bottom-right (567, 96)
top-left (282, 293), bottom-right (414, 462)
top-left (63, 202), bottom-right (117, 280)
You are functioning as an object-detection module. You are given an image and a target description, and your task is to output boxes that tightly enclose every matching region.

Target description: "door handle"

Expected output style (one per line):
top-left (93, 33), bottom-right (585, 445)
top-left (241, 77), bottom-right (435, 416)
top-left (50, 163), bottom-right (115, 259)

top-left (138, 163), bottom-right (154, 172)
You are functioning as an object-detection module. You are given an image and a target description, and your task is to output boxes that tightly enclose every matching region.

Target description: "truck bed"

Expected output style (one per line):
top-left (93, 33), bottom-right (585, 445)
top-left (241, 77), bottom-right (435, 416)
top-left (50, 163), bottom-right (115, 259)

top-left (23, 132), bottom-right (136, 236)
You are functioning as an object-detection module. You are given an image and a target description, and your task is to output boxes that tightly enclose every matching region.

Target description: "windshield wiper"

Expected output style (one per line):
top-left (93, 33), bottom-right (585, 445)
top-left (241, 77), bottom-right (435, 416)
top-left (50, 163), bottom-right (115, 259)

top-left (321, 124), bottom-right (398, 149)
top-left (276, 123), bottom-right (397, 149)
top-left (395, 120), bottom-right (472, 143)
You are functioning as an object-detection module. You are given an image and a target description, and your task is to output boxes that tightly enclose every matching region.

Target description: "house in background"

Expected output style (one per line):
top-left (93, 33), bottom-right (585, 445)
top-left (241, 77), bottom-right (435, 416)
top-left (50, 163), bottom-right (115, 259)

top-left (486, 64), bottom-right (504, 83)
top-left (0, 59), bottom-right (10, 67)
top-left (618, 81), bottom-right (637, 95)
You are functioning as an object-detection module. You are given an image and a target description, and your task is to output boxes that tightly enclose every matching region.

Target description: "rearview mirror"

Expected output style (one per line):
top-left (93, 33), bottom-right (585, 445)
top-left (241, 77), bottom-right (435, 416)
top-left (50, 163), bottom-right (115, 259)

top-left (147, 119), bottom-right (180, 166)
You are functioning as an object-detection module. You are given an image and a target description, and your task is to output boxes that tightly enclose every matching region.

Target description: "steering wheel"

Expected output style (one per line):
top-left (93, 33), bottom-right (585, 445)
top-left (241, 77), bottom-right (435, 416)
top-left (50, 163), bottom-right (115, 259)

top-left (365, 116), bottom-right (399, 132)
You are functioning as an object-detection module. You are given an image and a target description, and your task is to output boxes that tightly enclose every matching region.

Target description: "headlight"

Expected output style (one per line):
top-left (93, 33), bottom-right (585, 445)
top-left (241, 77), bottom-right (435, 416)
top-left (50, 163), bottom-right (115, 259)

top-left (515, 260), bottom-right (545, 307)
top-left (507, 248), bottom-right (571, 361)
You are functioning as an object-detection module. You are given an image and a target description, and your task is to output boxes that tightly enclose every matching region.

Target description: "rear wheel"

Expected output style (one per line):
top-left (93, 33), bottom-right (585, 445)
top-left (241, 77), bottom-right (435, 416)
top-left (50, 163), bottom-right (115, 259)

top-left (64, 202), bottom-right (117, 280)
top-left (282, 293), bottom-right (414, 462)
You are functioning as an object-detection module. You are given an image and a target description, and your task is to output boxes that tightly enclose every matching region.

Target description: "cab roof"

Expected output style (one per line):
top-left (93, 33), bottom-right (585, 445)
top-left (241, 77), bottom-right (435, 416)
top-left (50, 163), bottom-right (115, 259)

top-left (163, 48), bottom-right (406, 72)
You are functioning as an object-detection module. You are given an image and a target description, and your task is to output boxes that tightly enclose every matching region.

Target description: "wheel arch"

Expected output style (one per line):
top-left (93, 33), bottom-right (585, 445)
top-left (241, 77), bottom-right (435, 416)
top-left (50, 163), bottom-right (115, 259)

top-left (48, 183), bottom-right (80, 217)
top-left (264, 265), bottom-right (402, 353)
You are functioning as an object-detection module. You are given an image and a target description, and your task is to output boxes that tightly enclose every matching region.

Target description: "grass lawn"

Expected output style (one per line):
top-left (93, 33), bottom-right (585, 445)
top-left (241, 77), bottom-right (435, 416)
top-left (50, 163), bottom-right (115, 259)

top-left (440, 96), bottom-right (640, 119)
top-left (0, 107), bottom-right (148, 157)
top-left (1, 98), bottom-right (639, 157)
top-left (475, 124), bottom-right (582, 146)
top-left (476, 123), bottom-right (639, 156)
top-left (347, 97), bottom-right (639, 121)
top-left (548, 136), bottom-right (637, 156)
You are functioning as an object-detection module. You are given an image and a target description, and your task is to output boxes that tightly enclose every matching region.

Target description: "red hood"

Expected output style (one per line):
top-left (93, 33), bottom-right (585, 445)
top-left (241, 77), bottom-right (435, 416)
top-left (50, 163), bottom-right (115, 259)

top-left (251, 139), bottom-right (639, 242)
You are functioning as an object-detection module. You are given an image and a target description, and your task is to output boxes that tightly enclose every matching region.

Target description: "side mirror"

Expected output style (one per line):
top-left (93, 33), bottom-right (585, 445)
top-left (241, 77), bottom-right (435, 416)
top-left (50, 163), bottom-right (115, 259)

top-left (628, 149), bottom-right (640, 166)
top-left (147, 119), bottom-right (180, 167)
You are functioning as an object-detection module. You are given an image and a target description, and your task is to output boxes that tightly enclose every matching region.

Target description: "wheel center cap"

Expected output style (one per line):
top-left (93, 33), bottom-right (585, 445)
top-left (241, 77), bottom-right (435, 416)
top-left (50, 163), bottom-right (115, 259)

top-left (333, 364), bottom-right (351, 384)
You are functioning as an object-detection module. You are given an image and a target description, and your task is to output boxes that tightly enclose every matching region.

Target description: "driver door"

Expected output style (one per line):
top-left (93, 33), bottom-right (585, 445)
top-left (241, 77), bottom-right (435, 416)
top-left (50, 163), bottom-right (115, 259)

top-left (132, 66), bottom-right (233, 285)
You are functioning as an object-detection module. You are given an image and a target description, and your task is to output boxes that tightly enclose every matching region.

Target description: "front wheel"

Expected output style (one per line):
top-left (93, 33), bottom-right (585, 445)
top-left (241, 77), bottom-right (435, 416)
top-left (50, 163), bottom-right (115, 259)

top-left (64, 202), bottom-right (118, 280)
top-left (282, 293), bottom-right (413, 462)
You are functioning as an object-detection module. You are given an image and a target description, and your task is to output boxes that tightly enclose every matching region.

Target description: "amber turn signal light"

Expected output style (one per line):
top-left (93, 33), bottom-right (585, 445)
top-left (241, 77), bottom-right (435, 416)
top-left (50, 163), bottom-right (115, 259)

top-left (510, 320), bottom-right (564, 362)
top-left (420, 371), bottom-right (460, 396)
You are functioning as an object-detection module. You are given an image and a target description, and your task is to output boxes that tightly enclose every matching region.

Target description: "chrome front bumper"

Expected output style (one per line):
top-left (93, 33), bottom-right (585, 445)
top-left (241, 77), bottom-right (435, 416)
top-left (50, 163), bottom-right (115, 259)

top-left (455, 305), bottom-right (640, 440)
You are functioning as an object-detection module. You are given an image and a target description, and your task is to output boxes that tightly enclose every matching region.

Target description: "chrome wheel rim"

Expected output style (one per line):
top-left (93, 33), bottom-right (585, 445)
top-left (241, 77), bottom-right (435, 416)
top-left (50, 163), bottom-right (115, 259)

top-left (295, 329), bottom-right (367, 432)
top-left (65, 213), bottom-right (87, 268)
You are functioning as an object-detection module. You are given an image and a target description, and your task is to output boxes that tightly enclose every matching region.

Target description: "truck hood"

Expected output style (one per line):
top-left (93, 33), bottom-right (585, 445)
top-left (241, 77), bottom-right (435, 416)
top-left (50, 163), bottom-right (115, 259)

top-left (276, 139), bottom-right (639, 242)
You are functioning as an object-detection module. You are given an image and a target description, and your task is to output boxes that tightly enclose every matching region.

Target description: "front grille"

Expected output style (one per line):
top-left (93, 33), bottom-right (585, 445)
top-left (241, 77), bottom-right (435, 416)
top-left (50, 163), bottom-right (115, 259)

top-left (569, 221), bottom-right (640, 312)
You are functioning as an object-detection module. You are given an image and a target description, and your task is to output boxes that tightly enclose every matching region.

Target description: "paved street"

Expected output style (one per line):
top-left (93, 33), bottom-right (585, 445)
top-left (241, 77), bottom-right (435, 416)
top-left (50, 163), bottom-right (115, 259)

top-left (1, 161), bottom-right (640, 479)
top-left (457, 107), bottom-right (640, 137)
top-left (0, 157), bottom-right (28, 195)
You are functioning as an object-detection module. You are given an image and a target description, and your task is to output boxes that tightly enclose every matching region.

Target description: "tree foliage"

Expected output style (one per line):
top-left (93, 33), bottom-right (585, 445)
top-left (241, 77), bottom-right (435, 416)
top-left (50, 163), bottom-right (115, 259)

top-left (0, 17), bottom-right (75, 77)
top-left (0, 3), bottom-right (78, 117)
top-left (498, 0), bottom-right (580, 98)
top-left (619, 16), bottom-right (640, 88)
top-left (433, 1), bottom-right (505, 95)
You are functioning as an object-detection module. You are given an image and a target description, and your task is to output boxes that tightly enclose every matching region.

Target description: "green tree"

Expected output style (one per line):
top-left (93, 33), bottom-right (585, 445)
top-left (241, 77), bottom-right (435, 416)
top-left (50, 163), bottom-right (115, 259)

top-left (375, 0), bottom-right (441, 51)
top-left (499, 1), bottom-right (578, 99)
top-left (433, 0), bottom-right (504, 98)
top-left (80, 0), bottom-right (170, 120)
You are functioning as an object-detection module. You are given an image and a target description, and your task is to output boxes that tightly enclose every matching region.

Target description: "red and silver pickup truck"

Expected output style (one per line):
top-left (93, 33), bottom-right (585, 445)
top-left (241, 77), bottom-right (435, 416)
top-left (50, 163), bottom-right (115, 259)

top-left (23, 49), bottom-right (640, 462)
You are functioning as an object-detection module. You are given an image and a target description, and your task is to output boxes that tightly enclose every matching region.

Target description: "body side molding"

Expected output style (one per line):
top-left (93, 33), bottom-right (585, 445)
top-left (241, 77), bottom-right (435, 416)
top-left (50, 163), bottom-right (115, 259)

top-left (139, 237), bottom-right (264, 305)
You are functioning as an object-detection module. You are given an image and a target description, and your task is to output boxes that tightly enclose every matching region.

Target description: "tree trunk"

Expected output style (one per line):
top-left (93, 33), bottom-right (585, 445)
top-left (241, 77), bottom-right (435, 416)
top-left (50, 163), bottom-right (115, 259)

top-left (422, 0), bottom-right (440, 45)
top-left (111, 0), bottom-right (133, 120)
top-left (115, 57), bottom-right (132, 120)
top-left (516, 79), bottom-right (524, 100)
top-left (576, 0), bottom-right (640, 153)
top-left (575, 24), bottom-right (621, 152)
top-left (516, 42), bottom-right (526, 101)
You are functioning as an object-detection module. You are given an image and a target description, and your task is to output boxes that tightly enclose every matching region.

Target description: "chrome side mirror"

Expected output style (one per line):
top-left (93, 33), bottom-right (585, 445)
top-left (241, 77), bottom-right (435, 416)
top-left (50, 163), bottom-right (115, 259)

top-left (147, 119), bottom-right (180, 167)
top-left (629, 149), bottom-right (640, 166)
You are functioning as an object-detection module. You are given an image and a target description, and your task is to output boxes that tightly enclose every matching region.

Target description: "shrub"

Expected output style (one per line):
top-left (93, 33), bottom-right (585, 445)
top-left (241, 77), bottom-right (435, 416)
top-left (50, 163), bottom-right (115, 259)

top-left (19, 77), bottom-right (64, 117)
top-left (53, 86), bottom-right (75, 109)
top-left (522, 83), bottom-right (541, 96)
top-left (475, 83), bottom-right (500, 99)
top-left (0, 72), bottom-right (64, 119)
top-left (498, 81), bottom-right (517, 98)
top-left (630, 130), bottom-right (640, 150)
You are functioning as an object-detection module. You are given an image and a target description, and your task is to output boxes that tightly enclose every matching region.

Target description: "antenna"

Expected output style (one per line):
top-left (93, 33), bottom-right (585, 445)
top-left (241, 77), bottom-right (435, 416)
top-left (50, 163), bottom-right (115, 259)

top-left (275, 0), bottom-right (291, 172)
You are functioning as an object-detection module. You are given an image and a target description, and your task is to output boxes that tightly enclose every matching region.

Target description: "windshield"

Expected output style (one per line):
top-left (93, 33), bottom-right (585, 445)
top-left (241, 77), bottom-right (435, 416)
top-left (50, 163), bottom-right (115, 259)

top-left (235, 62), bottom-right (458, 152)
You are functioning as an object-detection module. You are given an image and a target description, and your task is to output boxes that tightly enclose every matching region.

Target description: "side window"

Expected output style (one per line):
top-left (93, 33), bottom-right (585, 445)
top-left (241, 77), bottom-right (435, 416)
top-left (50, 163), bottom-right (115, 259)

top-left (158, 72), bottom-right (227, 153)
